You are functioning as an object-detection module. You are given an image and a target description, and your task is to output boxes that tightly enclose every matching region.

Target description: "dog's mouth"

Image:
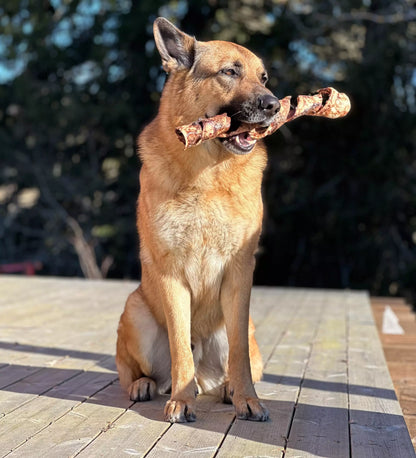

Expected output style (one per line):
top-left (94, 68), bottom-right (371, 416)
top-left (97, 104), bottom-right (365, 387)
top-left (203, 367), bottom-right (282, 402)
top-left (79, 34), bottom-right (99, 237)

top-left (218, 131), bottom-right (257, 155)
top-left (216, 117), bottom-right (265, 155)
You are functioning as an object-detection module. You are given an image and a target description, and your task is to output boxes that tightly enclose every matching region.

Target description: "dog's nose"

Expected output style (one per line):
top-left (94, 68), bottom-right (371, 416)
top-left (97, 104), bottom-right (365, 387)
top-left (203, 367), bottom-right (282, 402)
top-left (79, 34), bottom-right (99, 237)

top-left (258, 94), bottom-right (280, 116)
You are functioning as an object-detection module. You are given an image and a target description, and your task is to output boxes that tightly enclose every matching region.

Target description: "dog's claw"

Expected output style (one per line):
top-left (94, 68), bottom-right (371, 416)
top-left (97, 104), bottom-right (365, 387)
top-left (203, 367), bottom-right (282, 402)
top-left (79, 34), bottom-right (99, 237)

top-left (129, 377), bottom-right (157, 402)
top-left (164, 399), bottom-right (196, 423)
top-left (221, 382), bottom-right (233, 404)
top-left (234, 397), bottom-right (269, 422)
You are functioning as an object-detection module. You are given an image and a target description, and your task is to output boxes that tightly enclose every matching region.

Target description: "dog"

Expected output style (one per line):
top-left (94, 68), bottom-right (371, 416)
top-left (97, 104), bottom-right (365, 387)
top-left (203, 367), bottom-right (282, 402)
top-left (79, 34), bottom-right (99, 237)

top-left (116, 17), bottom-right (281, 423)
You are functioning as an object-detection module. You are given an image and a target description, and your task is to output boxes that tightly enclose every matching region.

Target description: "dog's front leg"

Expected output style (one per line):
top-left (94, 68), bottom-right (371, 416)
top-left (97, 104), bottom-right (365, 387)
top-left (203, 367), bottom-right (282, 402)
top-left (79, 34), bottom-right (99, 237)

top-left (159, 276), bottom-right (197, 423)
top-left (220, 255), bottom-right (269, 422)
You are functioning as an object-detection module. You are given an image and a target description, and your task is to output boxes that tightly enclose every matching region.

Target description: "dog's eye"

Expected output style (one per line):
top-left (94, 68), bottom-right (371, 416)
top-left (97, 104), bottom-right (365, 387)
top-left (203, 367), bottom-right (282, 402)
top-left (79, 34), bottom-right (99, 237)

top-left (261, 73), bottom-right (268, 85)
top-left (220, 68), bottom-right (238, 77)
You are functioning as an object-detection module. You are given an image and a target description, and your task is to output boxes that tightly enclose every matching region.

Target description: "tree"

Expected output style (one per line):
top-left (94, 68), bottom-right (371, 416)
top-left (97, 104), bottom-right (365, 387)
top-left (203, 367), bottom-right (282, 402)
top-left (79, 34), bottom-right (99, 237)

top-left (0, 0), bottom-right (415, 304)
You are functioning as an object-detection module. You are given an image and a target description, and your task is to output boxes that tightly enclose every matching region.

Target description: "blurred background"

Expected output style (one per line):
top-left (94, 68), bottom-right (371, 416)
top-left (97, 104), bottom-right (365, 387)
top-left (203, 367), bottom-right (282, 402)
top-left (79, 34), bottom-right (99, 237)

top-left (0, 0), bottom-right (415, 306)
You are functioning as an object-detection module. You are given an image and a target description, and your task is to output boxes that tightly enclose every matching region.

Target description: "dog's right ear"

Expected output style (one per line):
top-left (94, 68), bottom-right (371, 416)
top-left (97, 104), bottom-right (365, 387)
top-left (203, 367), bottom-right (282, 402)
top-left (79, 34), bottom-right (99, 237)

top-left (153, 17), bottom-right (196, 73)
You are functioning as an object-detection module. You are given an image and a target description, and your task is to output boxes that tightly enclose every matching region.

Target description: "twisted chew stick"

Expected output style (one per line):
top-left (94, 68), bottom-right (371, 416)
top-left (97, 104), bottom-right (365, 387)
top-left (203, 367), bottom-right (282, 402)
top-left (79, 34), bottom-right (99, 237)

top-left (175, 114), bottom-right (231, 148)
top-left (175, 87), bottom-right (351, 148)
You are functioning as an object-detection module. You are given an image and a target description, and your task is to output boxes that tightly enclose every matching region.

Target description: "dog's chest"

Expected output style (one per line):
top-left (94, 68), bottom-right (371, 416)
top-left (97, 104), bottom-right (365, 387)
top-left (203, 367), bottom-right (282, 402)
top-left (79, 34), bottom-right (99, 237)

top-left (152, 192), bottom-right (253, 297)
top-left (154, 194), bottom-right (241, 259)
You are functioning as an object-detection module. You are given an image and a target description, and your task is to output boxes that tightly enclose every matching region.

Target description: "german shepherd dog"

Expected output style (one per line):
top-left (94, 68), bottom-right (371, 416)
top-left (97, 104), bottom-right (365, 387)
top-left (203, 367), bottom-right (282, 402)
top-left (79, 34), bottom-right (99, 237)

top-left (116, 17), bottom-right (281, 423)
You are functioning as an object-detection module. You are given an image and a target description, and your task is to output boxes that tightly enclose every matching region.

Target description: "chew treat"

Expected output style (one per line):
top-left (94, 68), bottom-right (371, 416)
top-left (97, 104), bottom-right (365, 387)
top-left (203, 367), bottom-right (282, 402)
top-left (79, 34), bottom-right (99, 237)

top-left (175, 113), bottom-right (231, 148)
top-left (175, 87), bottom-right (351, 148)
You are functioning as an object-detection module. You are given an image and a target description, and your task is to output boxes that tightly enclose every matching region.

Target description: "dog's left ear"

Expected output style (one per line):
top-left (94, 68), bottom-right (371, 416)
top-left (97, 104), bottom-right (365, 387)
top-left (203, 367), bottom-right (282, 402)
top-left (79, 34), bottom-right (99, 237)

top-left (153, 17), bottom-right (196, 73)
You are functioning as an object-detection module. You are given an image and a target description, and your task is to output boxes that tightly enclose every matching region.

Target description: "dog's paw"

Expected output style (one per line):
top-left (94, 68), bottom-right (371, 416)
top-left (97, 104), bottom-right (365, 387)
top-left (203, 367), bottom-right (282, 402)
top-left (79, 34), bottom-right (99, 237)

top-left (129, 377), bottom-right (156, 402)
top-left (221, 381), bottom-right (233, 404)
top-left (233, 396), bottom-right (269, 422)
top-left (164, 399), bottom-right (196, 423)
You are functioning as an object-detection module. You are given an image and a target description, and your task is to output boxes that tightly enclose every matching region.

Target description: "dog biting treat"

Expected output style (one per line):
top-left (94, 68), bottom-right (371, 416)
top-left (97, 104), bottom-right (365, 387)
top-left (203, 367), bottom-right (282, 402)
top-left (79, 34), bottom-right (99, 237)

top-left (175, 87), bottom-right (351, 148)
top-left (175, 113), bottom-right (232, 148)
top-left (118, 17), bottom-right (349, 425)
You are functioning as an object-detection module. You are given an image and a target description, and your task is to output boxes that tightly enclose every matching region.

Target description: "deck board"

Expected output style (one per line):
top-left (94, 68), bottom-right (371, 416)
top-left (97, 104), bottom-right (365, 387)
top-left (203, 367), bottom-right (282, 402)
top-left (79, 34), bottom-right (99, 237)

top-left (284, 293), bottom-right (350, 458)
top-left (0, 276), bottom-right (414, 457)
top-left (348, 293), bottom-right (413, 457)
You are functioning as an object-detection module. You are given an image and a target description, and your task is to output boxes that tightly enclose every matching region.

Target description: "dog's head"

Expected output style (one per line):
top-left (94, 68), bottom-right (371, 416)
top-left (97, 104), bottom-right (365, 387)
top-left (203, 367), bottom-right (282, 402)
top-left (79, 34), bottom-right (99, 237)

top-left (154, 18), bottom-right (280, 155)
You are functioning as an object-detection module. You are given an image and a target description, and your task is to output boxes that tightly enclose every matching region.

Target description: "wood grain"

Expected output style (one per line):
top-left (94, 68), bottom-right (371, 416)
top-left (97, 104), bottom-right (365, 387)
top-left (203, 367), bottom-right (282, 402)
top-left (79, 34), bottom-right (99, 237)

top-left (0, 276), bottom-right (413, 457)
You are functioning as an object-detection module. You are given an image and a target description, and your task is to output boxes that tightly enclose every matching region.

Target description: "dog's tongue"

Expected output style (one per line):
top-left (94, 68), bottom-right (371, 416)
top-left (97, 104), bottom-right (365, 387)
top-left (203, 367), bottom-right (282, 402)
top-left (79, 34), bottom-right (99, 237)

top-left (235, 132), bottom-right (256, 148)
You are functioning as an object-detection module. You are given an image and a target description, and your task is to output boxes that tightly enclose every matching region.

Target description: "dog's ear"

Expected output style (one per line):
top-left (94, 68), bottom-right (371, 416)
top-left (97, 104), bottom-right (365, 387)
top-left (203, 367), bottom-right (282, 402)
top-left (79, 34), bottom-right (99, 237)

top-left (153, 17), bottom-right (196, 73)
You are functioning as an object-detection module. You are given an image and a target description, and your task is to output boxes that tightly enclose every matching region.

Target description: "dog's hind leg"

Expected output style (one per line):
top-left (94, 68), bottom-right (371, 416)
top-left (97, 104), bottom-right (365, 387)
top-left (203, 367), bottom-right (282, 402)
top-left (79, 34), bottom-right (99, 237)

top-left (116, 288), bottom-right (171, 401)
top-left (116, 339), bottom-right (156, 401)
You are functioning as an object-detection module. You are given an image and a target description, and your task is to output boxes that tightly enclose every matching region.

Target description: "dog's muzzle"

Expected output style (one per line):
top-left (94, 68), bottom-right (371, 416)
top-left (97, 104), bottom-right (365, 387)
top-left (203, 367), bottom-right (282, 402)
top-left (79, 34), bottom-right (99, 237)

top-left (218, 93), bottom-right (281, 155)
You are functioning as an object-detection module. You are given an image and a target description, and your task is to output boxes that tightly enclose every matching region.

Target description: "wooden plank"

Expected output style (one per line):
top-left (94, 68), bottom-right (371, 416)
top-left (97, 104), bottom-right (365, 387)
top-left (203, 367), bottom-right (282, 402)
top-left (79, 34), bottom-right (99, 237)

top-left (0, 339), bottom-right (116, 371)
top-left (7, 382), bottom-right (130, 457)
top-left (0, 347), bottom-right (68, 367)
top-left (0, 276), bottom-right (134, 352)
top-left (0, 368), bottom-right (118, 455)
top-left (371, 297), bottom-right (409, 306)
top-left (348, 292), bottom-right (416, 457)
top-left (0, 356), bottom-right (115, 417)
top-left (144, 397), bottom-right (234, 458)
top-left (285, 292), bottom-right (350, 457)
top-left (0, 364), bottom-right (42, 390)
top-left (217, 290), bottom-right (327, 457)
top-left (254, 288), bottom-right (305, 362)
top-left (0, 366), bottom-right (81, 417)
top-left (74, 288), bottom-right (294, 458)
top-left (77, 396), bottom-right (234, 458)
top-left (371, 298), bottom-right (416, 450)
top-left (75, 395), bottom-right (170, 458)
top-left (1, 277), bottom-right (413, 457)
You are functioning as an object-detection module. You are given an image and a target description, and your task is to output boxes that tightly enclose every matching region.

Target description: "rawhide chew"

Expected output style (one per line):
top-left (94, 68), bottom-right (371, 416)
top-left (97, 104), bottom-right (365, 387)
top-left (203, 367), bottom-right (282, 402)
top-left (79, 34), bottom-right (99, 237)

top-left (175, 113), bottom-right (231, 148)
top-left (175, 87), bottom-right (351, 148)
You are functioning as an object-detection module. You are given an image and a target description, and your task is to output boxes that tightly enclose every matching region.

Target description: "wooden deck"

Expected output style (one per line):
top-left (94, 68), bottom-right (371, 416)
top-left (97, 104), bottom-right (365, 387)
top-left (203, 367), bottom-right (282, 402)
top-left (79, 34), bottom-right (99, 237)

top-left (371, 297), bottom-right (416, 449)
top-left (0, 276), bottom-right (414, 457)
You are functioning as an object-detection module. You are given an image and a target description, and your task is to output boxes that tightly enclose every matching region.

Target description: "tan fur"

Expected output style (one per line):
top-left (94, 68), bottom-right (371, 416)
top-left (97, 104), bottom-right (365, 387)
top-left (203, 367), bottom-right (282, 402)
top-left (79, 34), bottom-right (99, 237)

top-left (116, 18), bottom-right (272, 423)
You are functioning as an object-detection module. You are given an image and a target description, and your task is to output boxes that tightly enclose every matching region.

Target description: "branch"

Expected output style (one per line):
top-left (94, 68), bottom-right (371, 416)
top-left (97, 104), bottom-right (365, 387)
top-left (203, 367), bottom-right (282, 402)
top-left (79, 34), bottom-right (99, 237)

top-left (316, 9), bottom-right (416, 25)
top-left (25, 156), bottom-right (107, 279)
top-left (66, 215), bottom-right (104, 279)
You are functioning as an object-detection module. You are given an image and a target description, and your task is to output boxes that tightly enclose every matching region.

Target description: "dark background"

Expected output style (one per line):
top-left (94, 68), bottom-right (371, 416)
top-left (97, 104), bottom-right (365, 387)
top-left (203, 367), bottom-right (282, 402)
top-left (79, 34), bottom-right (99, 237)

top-left (1, 0), bottom-right (415, 306)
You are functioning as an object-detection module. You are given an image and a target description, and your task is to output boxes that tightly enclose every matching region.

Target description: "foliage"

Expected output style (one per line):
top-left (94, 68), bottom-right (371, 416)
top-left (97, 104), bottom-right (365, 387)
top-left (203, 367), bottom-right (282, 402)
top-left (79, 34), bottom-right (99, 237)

top-left (0, 0), bottom-right (415, 304)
